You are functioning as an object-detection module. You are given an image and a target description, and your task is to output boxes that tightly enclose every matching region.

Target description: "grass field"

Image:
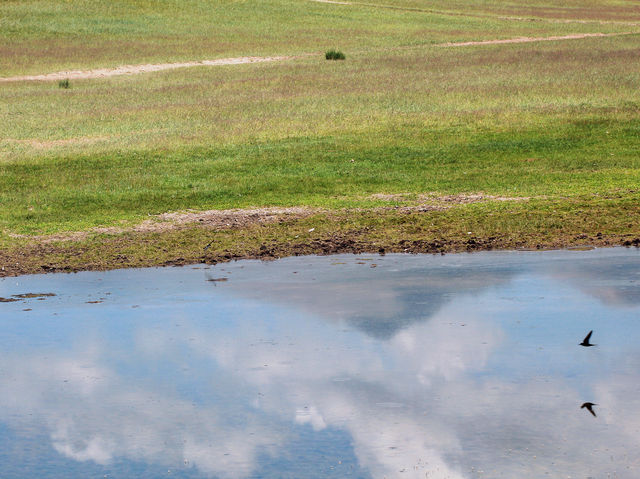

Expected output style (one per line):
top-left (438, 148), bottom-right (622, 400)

top-left (1, 0), bottom-right (640, 275)
top-left (2, 0), bottom-right (637, 76)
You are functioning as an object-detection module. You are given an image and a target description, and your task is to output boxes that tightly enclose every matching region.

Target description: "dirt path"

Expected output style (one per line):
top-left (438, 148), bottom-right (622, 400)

top-left (0, 55), bottom-right (295, 83)
top-left (437, 32), bottom-right (632, 47)
top-left (0, 31), bottom-right (634, 83)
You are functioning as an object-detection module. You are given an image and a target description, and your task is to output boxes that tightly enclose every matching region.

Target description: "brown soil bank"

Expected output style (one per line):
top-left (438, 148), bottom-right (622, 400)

top-left (2, 198), bottom-right (640, 277)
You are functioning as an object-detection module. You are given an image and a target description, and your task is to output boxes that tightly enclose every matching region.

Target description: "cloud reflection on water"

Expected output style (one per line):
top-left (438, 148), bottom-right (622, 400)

top-left (1, 250), bottom-right (640, 478)
top-left (0, 349), bottom-right (287, 478)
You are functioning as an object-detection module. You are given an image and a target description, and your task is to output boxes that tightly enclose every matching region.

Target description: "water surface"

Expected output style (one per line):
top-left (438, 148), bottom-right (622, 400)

top-left (1, 249), bottom-right (640, 478)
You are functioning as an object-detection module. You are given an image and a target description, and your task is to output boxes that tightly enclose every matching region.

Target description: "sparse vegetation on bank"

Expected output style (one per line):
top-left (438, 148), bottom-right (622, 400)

top-left (3, 196), bottom-right (640, 276)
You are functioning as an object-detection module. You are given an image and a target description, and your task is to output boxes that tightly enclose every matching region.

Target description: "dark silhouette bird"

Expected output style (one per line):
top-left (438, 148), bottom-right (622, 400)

top-left (581, 402), bottom-right (597, 417)
top-left (580, 330), bottom-right (596, 347)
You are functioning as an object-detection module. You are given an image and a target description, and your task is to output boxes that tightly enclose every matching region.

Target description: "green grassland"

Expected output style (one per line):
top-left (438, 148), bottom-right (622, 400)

top-left (1, 0), bottom-right (640, 274)
top-left (1, 0), bottom-right (636, 75)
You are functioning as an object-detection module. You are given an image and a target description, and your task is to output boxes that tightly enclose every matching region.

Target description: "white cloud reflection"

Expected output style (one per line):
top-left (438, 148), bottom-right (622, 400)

top-left (0, 348), bottom-right (286, 478)
top-left (2, 250), bottom-right (640, 478)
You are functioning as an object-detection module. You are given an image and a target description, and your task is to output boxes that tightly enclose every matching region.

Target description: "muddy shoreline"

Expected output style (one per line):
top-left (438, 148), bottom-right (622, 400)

top-left (2, 228), bottom-right (639, 277)
top-left (3, 199), bottom-right (640, 277)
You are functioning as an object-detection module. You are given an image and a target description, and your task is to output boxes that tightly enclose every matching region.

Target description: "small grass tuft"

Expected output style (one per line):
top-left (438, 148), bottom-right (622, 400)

top-left (58, 78), bottom-right (70, 89)
top-left (325, 49), bottom-right (345, 60)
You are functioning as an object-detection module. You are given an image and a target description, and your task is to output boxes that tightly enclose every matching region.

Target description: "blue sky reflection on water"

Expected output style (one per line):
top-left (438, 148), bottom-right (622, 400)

top-left (1, 249), bottom-right (640, 478)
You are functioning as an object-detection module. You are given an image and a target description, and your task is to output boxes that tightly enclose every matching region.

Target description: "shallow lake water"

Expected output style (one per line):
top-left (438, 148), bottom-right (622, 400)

top-left (2, 248), bottom-right (640, 478)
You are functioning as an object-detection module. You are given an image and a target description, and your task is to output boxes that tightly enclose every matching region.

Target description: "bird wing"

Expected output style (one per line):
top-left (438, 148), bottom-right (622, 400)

top-left (583, 330), bottom-right (593, 343)
top-left (581, 402), bottom-right (597, 417)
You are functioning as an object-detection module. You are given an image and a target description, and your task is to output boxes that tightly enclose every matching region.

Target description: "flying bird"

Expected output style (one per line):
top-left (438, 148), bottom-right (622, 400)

top-left (580, 330), bottom-right (596, 347)
top-left (581, 402), bottom-right (597, 417)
